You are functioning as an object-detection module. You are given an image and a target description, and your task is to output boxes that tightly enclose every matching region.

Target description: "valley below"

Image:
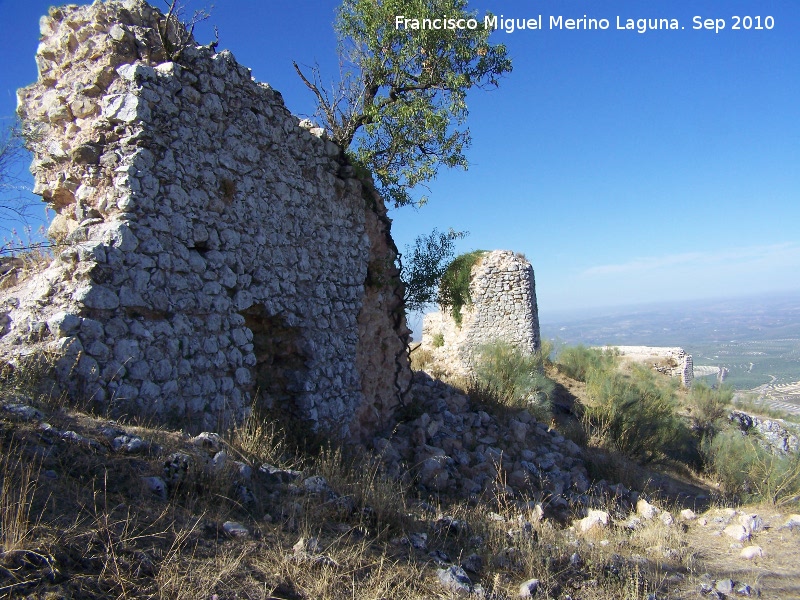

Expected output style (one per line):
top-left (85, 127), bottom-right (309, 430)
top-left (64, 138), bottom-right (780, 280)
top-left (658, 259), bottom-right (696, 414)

top-left (541, 291), bottom-right (800, 411)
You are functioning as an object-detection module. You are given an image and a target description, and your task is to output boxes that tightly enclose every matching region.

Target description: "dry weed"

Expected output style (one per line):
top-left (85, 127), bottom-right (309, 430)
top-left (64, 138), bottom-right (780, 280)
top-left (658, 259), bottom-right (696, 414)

top-left (0, 442), bottom-right (40, 554)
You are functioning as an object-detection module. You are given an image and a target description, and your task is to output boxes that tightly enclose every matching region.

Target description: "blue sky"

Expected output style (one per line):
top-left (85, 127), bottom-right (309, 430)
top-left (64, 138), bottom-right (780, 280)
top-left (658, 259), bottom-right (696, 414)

top-left (1, 0), bottom-right (798, 334)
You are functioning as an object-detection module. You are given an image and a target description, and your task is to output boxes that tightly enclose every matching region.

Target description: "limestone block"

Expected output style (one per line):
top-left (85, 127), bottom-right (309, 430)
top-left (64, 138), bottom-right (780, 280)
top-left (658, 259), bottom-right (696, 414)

top-left (102, 93), bottom-right (149, 123)
top-left (72, 285), bottom-right (118, 310)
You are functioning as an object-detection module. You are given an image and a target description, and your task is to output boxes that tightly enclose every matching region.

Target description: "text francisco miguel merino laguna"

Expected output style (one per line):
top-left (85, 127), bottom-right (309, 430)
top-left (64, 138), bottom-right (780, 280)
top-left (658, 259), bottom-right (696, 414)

top-left (396, 14), bottom-right (688, 34)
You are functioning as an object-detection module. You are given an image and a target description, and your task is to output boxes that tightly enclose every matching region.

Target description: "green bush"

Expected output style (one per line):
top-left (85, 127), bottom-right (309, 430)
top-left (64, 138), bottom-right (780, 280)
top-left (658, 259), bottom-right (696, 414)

top-left (432, 332), bottom-right (445, 348)
top-left (584, 364), bottom-right (690, 463)
top-left (689, 381), bottom-right (732, 437)
top-left (438, 250), bottom-right (487, 326)
top-left (556, 345), bottom-right (618, 382)
top-left (472, 340), bottom-right (554, 419)
top-left (703, 429), bottom-right (800, 505)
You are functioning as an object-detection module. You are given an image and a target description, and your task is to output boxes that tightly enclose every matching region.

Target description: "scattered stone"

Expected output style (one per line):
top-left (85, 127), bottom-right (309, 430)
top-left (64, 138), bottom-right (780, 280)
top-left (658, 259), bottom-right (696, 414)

top-left (739, 546), bottom-right (763, 560)
top-left (61, 430), bottom-right (101, 450)
top-left (518, 578), bottom-right (540, 597)
top-left (222, 521), bottom-right (249, 538)
top-left (636, 498), bottom-right (659, 519)
top-left (622, 516), bottom-right (642, 530)
top-left (680, 509), bottom-right (697, 521)
top-left (46, 311), bottom-right (81, 337)
top-left (781, 514), bottom-right (800, 531)
top-left (435, 515), bottom-right (470, 536)
top-left (493, 547), bottom-right (521, 569)
top-left (235, 484), bottom-right (255, 505)
top-left (235, 462), bottom-right (252, 480)
top-left (191, 432), bottom-right (221, 453)
top-left (112, 434), bottom-right (149, 453)
top-left (736, 583), bottom-right (752, 596)
top-left (723, 524), bottom-right (750, 542)
top-left (163, 453), bottom-right (190, 487)
top-left (259, 463), bottom-right (303, 484)
top-left (293, 537), bottom-right (321, 555)
top-left (574, 510), bottom-right (609, 534)
top-left (528, 503), bottom-right (545, 523)
top-left (302, 475), bottom-right (332, 494)
top-left (738, 513), bottom-right (764, 535)
top-left (715, 579), bottom-right (735, 594)
top-left (3, 403), bottom-right (45, 421)
top-left (408, 533), bottom-right (428, 551)
top-left (141, 476), bottom-right (167, 500)
top-left (487, 512), bottom-right (506, 522)
top-left (212, 450), bottom-right (228, 472)
top-left (437, 565), bottom-right (481, 597)
top-left (461, 553), bottom-right (483, 574)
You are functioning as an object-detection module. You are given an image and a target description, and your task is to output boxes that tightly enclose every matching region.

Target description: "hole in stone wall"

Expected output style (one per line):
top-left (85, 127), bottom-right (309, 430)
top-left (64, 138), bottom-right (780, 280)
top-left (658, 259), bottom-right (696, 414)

top-left (240, 304), bottom-right (308, 420)
top-left (219, 177), bottom-right (237, 203)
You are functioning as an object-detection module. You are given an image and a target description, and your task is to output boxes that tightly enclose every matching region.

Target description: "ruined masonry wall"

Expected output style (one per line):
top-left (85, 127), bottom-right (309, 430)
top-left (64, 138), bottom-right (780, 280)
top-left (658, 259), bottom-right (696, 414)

top-left (5, 0), bottom-right (410, 439)
top-left (605, 346), bottom-right (695, 387)
top-left (421, 250), bottom-right (541, 375)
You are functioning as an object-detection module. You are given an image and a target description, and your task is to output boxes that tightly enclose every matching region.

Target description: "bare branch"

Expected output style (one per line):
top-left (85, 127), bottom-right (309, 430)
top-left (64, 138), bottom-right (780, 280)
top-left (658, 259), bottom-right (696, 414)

top-left (157, 0), bottom-right (212, 62)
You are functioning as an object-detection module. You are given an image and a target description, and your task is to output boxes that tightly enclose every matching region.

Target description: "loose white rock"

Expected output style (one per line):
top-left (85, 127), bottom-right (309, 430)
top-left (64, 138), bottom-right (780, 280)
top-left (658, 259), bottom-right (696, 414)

top-left (740, 546), bottom-right (764, 560)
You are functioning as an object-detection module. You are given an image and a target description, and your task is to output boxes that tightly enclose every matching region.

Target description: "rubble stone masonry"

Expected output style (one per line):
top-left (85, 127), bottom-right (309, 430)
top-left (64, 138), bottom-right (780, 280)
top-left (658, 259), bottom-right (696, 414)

top-left (421, 250), bottom-right (541, 375)
top-left (4, 0), bottom-right (411, 439)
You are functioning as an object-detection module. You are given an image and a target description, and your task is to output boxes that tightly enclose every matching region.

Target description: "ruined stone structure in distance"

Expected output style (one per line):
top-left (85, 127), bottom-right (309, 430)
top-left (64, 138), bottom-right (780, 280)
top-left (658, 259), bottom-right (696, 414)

top-left (602, 346), bottom-right (695, 387)
top-left (421, 250), bottom-right (542, 375)
top-left (3, 0), bottom-right (411, 440)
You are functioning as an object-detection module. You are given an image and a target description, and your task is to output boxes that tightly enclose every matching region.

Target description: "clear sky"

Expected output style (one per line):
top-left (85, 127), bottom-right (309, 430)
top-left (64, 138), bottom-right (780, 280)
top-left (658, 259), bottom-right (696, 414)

top-left (1, 0), bottom-right (798, 333)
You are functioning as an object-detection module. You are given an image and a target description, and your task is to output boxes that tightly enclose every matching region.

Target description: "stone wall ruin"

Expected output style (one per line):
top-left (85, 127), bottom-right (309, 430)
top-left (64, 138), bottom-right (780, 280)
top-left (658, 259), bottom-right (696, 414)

top-left (603, 346), bottom-right (695, 387)
top-left (421, 250), bottom-right (541, 375)
top-left (3, 0), bottom-right (411, 440)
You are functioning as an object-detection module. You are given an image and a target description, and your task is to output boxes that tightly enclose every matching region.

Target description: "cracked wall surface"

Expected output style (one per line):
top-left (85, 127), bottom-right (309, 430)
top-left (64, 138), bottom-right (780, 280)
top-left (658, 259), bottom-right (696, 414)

top-left (3, 0), bottom-right (411, 440)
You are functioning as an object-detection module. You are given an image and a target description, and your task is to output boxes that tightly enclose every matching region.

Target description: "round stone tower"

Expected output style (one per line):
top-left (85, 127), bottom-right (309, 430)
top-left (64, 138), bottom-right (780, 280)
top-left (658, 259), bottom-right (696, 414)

top-left (421, 250), bottom-right (541, 376)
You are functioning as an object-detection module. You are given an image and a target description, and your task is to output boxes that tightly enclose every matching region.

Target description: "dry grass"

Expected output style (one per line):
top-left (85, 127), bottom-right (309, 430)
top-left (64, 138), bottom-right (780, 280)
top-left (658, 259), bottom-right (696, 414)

top-left (0, 441), bottom-right (40, 554)
top-left (409, 343), bottom-right (435, 372)
top-left (2, 351), bottom-right (799, 598)
top-left (0, 401), bottom-right (794, 599)
top-left (227, 409), bottom-right (291, 467)
top-left (0, 226), bottom-right (53, 292)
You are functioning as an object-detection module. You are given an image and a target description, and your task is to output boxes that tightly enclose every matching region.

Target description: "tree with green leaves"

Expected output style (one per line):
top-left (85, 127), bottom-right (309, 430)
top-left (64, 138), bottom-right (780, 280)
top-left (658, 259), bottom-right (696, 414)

top-left (294, 0), bottom-right (511, 208)
top-left (402, 227), bottom-right (467, 311)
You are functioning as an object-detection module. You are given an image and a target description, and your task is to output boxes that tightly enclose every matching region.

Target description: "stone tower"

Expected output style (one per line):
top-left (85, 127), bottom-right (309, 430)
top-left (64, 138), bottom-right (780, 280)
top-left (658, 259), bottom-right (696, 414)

top-left (421, 250), bottom-right (541, 375)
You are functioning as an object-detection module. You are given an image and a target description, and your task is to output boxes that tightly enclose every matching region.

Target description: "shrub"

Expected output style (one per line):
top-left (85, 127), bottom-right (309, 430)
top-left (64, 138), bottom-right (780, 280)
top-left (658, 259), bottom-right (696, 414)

top-left (689, 381), bottom-right (732, 437)
top-left (431, 332), bottom-right (444, 348)
top-left (584, 364), bottom-right (690, 463)
top-left (438, 250), bottom-right (486, 326)
top-left (409, 346), bottom-right (434, 371)
top-left (472, 340), bottom-right (554, 419)
top-left (556, 345), bottom-right (618, 382)
top-left (703, 428), bottom-right (800, 505)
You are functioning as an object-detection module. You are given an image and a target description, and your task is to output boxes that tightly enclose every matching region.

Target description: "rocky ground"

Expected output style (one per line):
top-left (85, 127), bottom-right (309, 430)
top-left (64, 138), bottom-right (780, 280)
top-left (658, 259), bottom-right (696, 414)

top-left (1, 367), bottom-right (800, 599)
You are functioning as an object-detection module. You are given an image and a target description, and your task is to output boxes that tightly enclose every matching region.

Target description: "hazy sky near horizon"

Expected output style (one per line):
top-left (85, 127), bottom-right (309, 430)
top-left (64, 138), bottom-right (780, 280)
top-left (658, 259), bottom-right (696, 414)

top-left (1, 0), bottom-right (798, 326)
